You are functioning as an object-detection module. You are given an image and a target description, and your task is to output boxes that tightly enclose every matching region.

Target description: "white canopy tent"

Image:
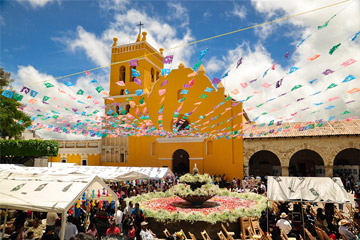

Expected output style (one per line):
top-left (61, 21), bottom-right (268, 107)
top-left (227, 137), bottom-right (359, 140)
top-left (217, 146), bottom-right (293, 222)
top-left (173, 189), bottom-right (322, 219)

top-left (0, 165), bottom-right (174, 182)
top-left (0, 175), bottom-right (118, 240)
top-left (267, 176), bottom-right (351, 203)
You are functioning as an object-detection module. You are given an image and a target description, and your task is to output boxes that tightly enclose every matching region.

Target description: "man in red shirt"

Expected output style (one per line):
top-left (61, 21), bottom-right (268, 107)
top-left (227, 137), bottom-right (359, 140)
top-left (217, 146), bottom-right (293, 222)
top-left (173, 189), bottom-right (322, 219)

top-left (106, 221), bottom-right (120, 236)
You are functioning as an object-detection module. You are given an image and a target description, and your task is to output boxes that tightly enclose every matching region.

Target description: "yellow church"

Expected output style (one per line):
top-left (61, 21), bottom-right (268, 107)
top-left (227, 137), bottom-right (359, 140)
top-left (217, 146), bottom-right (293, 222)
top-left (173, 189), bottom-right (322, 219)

top-left (51, 32), bottom-right (245, 180)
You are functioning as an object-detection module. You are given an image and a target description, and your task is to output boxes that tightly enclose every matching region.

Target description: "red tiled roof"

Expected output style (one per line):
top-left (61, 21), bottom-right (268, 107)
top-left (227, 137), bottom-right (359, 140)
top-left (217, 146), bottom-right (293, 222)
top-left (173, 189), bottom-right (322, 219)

top-left (243, 119), bottom-right (360, 139)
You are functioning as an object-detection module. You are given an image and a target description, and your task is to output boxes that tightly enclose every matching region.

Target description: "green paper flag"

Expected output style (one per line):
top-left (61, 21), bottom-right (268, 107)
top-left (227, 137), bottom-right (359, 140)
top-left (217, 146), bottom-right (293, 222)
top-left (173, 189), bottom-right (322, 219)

top-left (256, 103), bottom-right (264, 108)
top-left (44, 83), bottom-right (54, 88)
top-left (13, 93), bottom-right (23, 101)
top-left (193, 61), bottom-right (202, 70)
top-left (52, 115), bottom-right (59, 119)
top-left (291, 85), bottom-right (302, 91)
top-left (268, 120), bottom-right (274, 126)
top-left (327, 83), bottom-right (337, 89)
top-left (261, 112), bottom-right (268, 115)
top-left (199, 94), bottom-right (208, 99)
top-left (93, 110), bottom-right (99, 114)
top-left (342, 111), bottom-right (350, 115)
top-left (178, 97), bottom-right (186, 103)
top-left (139, 97), bottom-right (145, 104)
top-left (43, 96), bottom-right (49, 101)
top-left (246, 95), bottom-right (253, 101)
top-left (120, 110), bottom-right (127, 115)
top-left (225, 96), bottom-right (232, 101)
top-left (96, 86), bottom-right (104, 93)
top-left (318, 14), bottom-right (336, 30)
top-left (329, 43), bottom-right (341, 55)
top-left (77, 89), bottom-right (84, 95)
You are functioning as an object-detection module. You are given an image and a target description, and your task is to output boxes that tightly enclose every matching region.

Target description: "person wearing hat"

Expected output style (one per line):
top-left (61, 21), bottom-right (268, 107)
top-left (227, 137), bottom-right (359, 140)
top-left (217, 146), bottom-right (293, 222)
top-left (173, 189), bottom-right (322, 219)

top-left (139, 222), bottom-right (156, 240)
top-left (276, 213), bottom-right (293, 236)
top-left (338, 219), bottom-right (355, 240)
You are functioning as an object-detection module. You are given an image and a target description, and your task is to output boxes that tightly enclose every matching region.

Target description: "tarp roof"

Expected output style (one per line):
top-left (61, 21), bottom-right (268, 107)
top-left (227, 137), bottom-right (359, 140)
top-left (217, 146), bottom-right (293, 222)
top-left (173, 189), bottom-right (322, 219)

top-left (0, 165), bottom-right (174, 182)
top-left (0, 175), bottom-right (117, 213)
top-left (267, 176), bottom-right (351, 203)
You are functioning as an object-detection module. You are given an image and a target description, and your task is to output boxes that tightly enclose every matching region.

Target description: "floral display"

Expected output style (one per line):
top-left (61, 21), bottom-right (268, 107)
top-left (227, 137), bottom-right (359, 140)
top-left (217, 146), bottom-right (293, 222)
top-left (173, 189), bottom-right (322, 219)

top-left (127, 190), bottom-right (267, 224)
top-left (179, 173), bottom-right (212, 184)
top-left (169, 182), bottom-right (220, 196)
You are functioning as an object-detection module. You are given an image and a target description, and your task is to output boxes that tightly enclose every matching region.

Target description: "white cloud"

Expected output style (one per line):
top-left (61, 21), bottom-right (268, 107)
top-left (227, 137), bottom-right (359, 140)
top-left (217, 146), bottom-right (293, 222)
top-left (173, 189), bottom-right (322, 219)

top-left (230, 3), bottom-right (247, 19)
top-left (203, 10), bottom-right (212, 19)
top-left (0, 15), bottom-right (5, 26)
top-left (98, 0), bottom-right (130, 12)
top-left (57, 8), bottom-right (195, 69)
top-left (205, 56), bottom-right (226, 75)
top-left (16, 0), bottom-right (58, 8)
top-left (219, 0), bottom-right (360, 123)
top-left (14, 65), bottom-right (108, 140)
top-left (167, 2), bottom-right (189, 28)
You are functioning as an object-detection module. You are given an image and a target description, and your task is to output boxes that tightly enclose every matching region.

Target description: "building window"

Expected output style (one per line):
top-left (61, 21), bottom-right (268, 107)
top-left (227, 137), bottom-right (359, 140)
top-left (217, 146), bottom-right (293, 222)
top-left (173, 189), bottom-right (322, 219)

top-left (116, 105), bottom-right (119, 113)
top-left (120, 89), bottom-right (124, 95)
top-left (207, 140), bottom-right (213, 155)
top-left (120, 153), bottom-right (125, 163)
top-left (119, 66), bottom-right (126, 83)
top-left (61, 159), bottom-right (67, 163)
top-left (151, 68), bottom-right (155, 82)
top-left (81, 159), bottom-right (88, 166)
top-left (156, 71), bottom-right (159, 81)
top-left (130, 66), bottom-right (136, 82)
top-left (126, 104), bottom-right (130, 113)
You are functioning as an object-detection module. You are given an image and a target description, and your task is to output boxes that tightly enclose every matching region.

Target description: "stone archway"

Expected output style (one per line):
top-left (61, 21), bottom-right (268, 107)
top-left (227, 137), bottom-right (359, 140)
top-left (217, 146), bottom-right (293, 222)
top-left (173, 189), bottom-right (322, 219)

top-left (249, 150), bottom-right (282, 176)
top-left (289, 149), bottom-right (324, 176)
top-left (333, 148), bottom-right (360, 180)
top-left (172, 149), bottom-right (190, 174)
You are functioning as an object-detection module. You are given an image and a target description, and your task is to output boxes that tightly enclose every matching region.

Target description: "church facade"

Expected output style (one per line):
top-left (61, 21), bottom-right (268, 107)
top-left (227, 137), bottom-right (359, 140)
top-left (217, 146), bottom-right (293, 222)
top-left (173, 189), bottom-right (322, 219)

top-left (51, 32), bottom-right (245, 180)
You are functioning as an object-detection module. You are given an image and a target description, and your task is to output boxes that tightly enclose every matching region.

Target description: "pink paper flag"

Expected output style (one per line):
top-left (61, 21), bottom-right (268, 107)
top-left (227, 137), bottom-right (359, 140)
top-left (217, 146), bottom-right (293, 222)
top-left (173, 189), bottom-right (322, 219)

top-left (93, 100), bottom-right (100, 104)
top-left (271, 61), bottom-right (278, 70)
top-left (328, 97), bottom-right (339, 102)
top-left (143, 107), bottom-right (147, 114)
top-left (189, 79), bottom-right (195, 87)
top-left (116, 81), bottom-right (125, 86)
top-left (159, 89), bottom-right (166, 96)
top-left (107, 97), bottom-right (115, 101)
top-left (129, 59), bottom-right (139, 66)
top-left (262, 83), bottom-right (272, 88)
top-left (134, 78), bottom-right (142, 86)
top-left (240, 82), bottom-right (248, 88)
top-left (85, 71), bottom-right (91, 75)
top-left (341, 58), bottom-right (357, 67)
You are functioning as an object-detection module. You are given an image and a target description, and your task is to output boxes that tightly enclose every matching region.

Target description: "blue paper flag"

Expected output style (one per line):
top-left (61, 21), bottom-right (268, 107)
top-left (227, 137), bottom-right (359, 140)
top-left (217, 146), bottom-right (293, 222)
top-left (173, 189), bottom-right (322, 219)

top-left (136, 89), bottom-right (143, 96)
top-left (180, 89), bottom-right (188, 94)
top-left (30, 90), bottom-right (38, 97)
top-left (161, 69), bottom-right (170, 76)
top-left (342, 74), bottom-right (355, 83)
top-left (288, 67), bottom-right (299, 74)
top-left (309, 79), bottom-right (318, 84)
top-left (2, 90), bottom-right (14, 98)
top-left (64, 81), bottom-right (75, 86)
top-left (325, 105), bottom-right (335, 110)
top-left (204, 87), bottom-right (213, 93)
top-left (125, 89), bottom-right (129, 94)
top-left (351, 31), bottom-right (360, 41)
top-left (89, 79), bottom-right (98, 84)
top-left (132, 68), bottom-right (140, 77)
top-left (199, 48), bottom-right (208, 60)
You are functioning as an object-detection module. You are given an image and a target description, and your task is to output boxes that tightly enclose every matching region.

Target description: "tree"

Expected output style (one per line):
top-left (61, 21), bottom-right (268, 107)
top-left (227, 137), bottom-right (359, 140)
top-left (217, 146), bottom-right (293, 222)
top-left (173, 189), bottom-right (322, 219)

top-left (0, 67), bottom-right (15, 90)
top-left (0, 68), bottom-right (32, 139)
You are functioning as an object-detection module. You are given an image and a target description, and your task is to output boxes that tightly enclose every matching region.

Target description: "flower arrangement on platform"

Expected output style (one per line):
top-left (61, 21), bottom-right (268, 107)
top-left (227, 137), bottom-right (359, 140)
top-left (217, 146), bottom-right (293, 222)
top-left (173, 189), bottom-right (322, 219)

top-left (169, 182), bottom-right (220, 196)
top-left (127, 190), bottom-right (267, 224)
top-left (179, 173), bottom-right (212, 184)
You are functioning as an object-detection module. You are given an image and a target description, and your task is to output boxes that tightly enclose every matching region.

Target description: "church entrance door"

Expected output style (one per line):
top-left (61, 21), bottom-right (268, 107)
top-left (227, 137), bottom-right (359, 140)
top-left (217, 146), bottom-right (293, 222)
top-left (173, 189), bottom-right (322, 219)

top-left (172, 149), bottom-right (190, 174)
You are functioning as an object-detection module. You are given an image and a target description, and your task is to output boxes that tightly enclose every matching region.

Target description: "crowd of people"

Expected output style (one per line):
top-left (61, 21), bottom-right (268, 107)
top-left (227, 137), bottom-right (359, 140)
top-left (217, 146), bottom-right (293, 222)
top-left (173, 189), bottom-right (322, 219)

top-left (1, 173), bottom-right (359, 240)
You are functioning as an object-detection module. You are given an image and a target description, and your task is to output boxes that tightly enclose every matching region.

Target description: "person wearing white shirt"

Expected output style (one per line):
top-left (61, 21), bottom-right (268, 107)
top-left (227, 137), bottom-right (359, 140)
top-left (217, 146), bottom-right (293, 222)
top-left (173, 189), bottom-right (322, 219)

top-left (338, 219), bottom-right (355, 240)
top-left (124, 201), bottom-right (133, 216)
top-left (114, 207), bottom-right (123, 231)
top-left (139, 222), bottom-right (155, 240)
top-left (276, 213), bottom-right (292, 235)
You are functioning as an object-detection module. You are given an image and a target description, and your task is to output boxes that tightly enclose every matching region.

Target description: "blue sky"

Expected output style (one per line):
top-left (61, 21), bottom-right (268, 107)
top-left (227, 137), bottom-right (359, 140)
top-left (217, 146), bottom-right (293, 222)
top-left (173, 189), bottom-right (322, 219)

top-left (1, 0), bottom-right (359, 139)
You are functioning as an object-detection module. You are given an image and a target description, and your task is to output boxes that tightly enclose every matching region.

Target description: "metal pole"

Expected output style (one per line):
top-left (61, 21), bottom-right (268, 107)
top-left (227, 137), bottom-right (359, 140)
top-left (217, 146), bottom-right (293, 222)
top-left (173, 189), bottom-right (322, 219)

top-left (266, 200), bottom-right (269, 233)
top-left (2, 208), bottom-right (8, 237)
top-left (301, 201), bottom-right (306, 239)
top-left (60, 211), bottom-right (66, 240)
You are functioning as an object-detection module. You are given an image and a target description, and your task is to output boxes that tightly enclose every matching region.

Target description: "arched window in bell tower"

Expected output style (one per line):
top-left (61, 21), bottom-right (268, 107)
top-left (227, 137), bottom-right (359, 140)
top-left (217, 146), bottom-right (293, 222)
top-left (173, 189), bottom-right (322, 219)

top-left (156, 71), bottom-right (160, 81)
top-left (119, 66), bottom-right (126, 83)
top-left (130, 66), bottom-right (136, 82)
top-left (151, 68), bottom-right (155, 82)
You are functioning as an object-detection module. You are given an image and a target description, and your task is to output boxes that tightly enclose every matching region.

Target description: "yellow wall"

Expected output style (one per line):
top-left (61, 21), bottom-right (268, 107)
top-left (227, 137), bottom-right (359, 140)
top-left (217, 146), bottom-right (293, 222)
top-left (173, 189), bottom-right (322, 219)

top-left (50, 154), bottom-right (101, 165)
top-left (51, 33), bottom-right (244, 180)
